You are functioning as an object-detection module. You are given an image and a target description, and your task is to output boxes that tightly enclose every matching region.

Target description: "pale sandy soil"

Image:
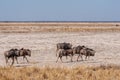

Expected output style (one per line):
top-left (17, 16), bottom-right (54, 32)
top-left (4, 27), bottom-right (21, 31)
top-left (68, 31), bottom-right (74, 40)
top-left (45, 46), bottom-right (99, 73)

top-left (0, 32), bottom-right (120, 67)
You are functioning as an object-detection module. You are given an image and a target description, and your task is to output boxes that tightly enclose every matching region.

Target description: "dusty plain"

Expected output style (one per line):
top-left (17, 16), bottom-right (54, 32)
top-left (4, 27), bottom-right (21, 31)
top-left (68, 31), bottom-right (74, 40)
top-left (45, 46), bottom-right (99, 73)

top-left (0, 22), bottom-right (120, 67)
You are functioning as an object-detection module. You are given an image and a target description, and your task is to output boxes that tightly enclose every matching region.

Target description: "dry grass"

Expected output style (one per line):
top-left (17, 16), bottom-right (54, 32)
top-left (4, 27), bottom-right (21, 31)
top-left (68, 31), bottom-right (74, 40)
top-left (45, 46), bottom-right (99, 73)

top-left (0, 22), bottom-right (120, 33)
top-left (0, 65), bottom-right (120, 80)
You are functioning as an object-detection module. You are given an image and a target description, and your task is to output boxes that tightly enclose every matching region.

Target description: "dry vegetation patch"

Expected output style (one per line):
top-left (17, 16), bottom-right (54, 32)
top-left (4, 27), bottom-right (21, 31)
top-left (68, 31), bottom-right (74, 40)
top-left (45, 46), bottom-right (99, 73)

top-left (0, 22), bottom-right (120, 33)
top-left (0, 65), bottom-right (120, 80)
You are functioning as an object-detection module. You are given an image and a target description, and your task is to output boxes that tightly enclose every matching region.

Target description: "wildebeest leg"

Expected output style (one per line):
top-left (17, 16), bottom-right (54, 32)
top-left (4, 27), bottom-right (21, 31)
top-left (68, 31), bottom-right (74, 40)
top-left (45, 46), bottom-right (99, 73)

top-left (77, 54), bottom-right (81, 61)
top-left (88, 53), bottom-right (90, 60)
top-left (80, 55), bottom-right (83, 61)
top-left (85, 53), bottom-right (90, 60)
top-left (77, 54), bottom-right (80, 61)
top-left (15, 57), bottom-right (18, 64)
top-left (56, 48), bottom-right (59, 56)
top-left (23, 57), bottom-right (24, 60)
top-left (66, 55), bottom-right (68, 59)
top-left (60, 56), bottom-right (63, 62)
top-left (85, 56), bottom-right (87, 60)
top-left (11, 57), bottom-right (14, 66)
top-left (24, 56), bottom-right (29, 63)
top-left (65, 52), bottom-right (68, 59)
top-left (23, 56), bottom-right (26, 61)
top-left (56, 56), bottom-right (59, 63)
top-left (77, 54), bottom-right (83, 61)
top-left (88, 56), bottom-right (90, 60)
top-left (5, 57), bottom-right (8, 64)
top-left (70, 55), bottom-right (73, 62)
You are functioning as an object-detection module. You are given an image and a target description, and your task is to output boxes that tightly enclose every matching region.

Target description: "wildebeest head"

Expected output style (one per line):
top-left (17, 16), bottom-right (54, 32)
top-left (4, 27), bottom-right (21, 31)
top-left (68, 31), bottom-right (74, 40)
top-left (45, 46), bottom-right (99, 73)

top-left (86, 48), bottom-right (96, 56)
top-left (19, 48), bottom-right (31, 57)
top-left (78, 45), bottom-right (85, 49)
top-left (4, 49), bottom-right (15, 58)
top-left (26, 49), bottom-right (31, 57)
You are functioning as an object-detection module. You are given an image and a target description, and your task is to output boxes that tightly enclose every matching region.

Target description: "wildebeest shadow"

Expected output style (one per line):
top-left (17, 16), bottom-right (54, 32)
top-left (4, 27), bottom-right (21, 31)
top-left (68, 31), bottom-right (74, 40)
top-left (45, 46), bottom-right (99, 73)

top-left (85, 61), bottom-right (102, 63)
top-left (63, 59), bottom-right (102, 64)
top-left (17, 61), bottom-right (40, 64)
top-left (61, 59), bottom-right (85, 63)
top-left (13, 61), bottom-right (41, 67)
top-left (13, 64), bottom-right (31, 67)
top-left (62, 61), bottom-right (76, 63)
top-left (14, 64), bottom-right (31, 67)
top-left (29, 61), bottom-right (40, 64)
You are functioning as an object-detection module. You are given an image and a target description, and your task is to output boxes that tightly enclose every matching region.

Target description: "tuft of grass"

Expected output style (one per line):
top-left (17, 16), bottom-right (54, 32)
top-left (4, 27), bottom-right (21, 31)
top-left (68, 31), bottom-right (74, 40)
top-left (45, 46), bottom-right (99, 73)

top-left (0, 65), bottom-right (120, 80)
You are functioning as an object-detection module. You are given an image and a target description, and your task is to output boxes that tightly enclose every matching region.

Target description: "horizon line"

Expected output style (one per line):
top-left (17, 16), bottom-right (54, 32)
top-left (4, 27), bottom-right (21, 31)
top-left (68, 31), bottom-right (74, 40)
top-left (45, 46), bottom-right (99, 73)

top-left (0, 21), bottom-right (120, 23)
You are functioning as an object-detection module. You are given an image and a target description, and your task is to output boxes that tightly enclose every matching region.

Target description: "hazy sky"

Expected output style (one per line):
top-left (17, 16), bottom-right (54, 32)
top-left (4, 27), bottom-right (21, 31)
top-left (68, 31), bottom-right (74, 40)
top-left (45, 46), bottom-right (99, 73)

top-left (0, 0), bottom-right (120, 21)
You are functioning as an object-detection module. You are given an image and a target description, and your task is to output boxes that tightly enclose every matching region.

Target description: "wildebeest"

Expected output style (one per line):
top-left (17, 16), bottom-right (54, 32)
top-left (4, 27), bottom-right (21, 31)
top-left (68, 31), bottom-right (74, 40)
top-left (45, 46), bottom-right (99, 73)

top-left (4, 48), bottom-right (19, 65)
top-left (56, 42), bottom-right (72, 51)
top-left (80, 47), bottom-right (95, 60)
top-left (72, 45), bottom-right (85, 61)
top-left (15, 48), bottom-right (31, 63)
top-left (56, 42), bottom-right (72, 58)
top-left (56, 49), bottom-right (73, 62)
top-left (4, 48), bottom-right (31, 65)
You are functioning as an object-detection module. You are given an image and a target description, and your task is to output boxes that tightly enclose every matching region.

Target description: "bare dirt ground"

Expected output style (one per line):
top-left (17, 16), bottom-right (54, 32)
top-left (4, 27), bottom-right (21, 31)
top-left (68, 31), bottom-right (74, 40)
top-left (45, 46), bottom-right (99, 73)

top-left (0, 31), bottom-right (120, 67)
